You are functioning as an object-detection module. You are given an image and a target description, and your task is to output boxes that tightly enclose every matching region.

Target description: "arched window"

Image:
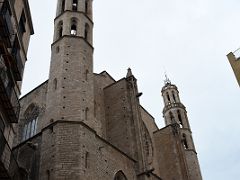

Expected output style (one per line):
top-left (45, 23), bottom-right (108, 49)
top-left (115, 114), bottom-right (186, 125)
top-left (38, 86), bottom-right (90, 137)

top-left (85, 0), bottom-right (88, 13)
top-left (58, 21), bottom-right (63, 38)
top-left (72, 0), bottom-right (78, 11)
top-left (70, 19), bottom-right (77, 35)
top-left (22, 104), bottom-right (39, 141)
top-left (166, 92), bottom-right (170, 102)
top-left (22, 117), bottom-right (38, 141)
top-left (172, 91), bottom-right (176, 102)
top-left (177, 110), bottom-right (183, 128)
top-left (182, 134), bottom-right (188, 149)
top-left (114, 171), bottom-right (127, 180)
top-left (61, 0), bottom-right (65, 13)
top-left (169, 111), bottom-right (175, 123)
top-left (84, 23), bottom-right (90, 41)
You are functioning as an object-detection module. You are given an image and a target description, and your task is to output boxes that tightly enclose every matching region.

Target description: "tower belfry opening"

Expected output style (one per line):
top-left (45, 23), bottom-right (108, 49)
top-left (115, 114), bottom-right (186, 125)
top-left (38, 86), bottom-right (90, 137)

top-left (72, 0), bottom-right (78, 11)
top-left (70, 19), bottom-right (77, 35)
top-left (61, 0), bottom-right (65, 13)
top-left (85, 0), bottom-right (88, 13)
top-left (161, 79), bottom-right (202, 179)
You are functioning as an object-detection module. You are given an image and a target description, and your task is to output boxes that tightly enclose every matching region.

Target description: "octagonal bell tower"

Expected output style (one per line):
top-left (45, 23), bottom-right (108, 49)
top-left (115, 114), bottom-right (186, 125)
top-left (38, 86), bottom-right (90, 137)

top-left (161, 76), bottom-right (202, 180)
top-left (44, 0), bottom-right (98, 131)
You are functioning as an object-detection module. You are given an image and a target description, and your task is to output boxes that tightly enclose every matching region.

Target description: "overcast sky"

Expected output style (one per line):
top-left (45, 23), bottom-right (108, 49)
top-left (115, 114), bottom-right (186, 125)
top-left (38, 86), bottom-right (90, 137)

top-left (25, 0), bottom-right (240, 179)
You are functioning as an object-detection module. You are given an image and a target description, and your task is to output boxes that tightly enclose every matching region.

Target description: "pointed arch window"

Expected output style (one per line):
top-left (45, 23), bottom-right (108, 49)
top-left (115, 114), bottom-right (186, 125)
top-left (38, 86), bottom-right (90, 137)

top-left (22, 117), bottom-right (38, 141)
top-left (166, 92), bottom-right (170, 102)
top-left (70, 19), bottom-right (77, 35)
top-left (172, 91), bottom-right (176, 102)
top-left (72, 0), bottom-right (78, 11)
top-left (84, 23), bottom-right (90, 41)
top-left (182, 134), bottom-right (188, 149)
top-left (177, 110), bottom-right (183, 128)
top-left (22, 104), bottom-right (39, 141)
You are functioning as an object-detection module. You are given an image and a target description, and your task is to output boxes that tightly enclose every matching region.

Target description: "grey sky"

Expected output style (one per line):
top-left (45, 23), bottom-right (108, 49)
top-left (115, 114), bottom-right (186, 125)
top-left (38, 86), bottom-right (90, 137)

top-left (24, 0), bottom-right (240, 179)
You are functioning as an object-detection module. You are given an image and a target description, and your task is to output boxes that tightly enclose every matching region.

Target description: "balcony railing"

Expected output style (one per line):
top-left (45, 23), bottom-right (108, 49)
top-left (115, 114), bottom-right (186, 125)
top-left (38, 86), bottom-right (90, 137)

top-left (11, 47), bottom-right (23, 81)
top-left (0, 128), bottom-right (19, 178)
top-left (0, 1), bottom-right (14, 48)
top-left (163, 102), bottom-right (185, 114)
top-left (0, 55), bottom-right (20, 123)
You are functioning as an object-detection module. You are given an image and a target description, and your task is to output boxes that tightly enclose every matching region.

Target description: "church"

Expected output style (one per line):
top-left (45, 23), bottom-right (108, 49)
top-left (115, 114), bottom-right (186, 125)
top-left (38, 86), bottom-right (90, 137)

top-left (12, 0), bottom-right (202, 179)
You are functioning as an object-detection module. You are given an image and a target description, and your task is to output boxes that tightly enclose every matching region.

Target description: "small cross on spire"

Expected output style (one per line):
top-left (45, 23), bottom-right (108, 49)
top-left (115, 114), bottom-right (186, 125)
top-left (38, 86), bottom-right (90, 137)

top-left (164, 73), bottom-right (171, 85)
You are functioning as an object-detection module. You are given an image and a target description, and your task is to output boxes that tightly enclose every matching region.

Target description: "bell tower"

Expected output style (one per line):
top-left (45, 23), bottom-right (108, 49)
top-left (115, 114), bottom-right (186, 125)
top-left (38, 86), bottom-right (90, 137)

top-left (44, 0), bottom-right (98, 131)
top-left (161, 76), bottom-right (202, 180)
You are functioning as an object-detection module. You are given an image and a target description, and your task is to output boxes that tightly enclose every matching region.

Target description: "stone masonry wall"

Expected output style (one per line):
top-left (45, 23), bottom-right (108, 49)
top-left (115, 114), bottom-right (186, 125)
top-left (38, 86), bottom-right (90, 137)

top-left (153, 126), bottom-right (189, 180)
top-left (93, 72), bottom-right (115, 138)
top-left (104, 78), bottom-right (138, 159)
top-left (40, 121), bottom-right (137, 180)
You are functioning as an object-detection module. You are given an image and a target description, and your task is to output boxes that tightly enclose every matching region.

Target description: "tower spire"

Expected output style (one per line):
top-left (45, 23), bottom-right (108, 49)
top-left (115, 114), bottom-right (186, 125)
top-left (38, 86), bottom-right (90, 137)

top-left (126, 67), bottom-right (133, 77)
top-left (164, 72), bottom-right (171, 85)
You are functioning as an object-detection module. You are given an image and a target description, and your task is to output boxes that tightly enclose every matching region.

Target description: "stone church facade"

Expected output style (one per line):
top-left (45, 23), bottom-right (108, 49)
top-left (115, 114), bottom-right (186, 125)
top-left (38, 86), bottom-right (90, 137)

top-left (12, 0), bottom-right (202, 179)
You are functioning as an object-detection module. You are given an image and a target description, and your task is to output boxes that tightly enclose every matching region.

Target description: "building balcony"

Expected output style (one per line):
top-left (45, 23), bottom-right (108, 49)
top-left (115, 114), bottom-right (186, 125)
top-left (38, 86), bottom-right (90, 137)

top-left (0, 55), bottom-right (20, 123)
top-left (11, 46), bottom-right (23, 81)
top-left (163, 102), bottom-right (186, 114)
top-left (0, 36), bottom-right (24, 81)
top-left (0, 1), bottom-right (14, 48)
top-left (0, 129), bottom-right (19, 179)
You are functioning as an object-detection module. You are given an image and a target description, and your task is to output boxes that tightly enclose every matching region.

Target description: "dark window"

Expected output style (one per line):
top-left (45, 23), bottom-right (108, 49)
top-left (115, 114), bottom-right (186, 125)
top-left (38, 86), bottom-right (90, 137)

top-left (85, 69), bottom-right (89, 81)
top-left (70, 24), bottom-right (77, 35)
top-left (85, 151), bottom-right (89, 168)
top-left (85, 107), bottom-right (89, 120)
top-left (72, 0), bottom-right (78, 11)
top-left (84, 23), bottom-right (89, 41)
top-left (19, 11), bottom-right (26, 38)
top-left (182, 134), bottom-right (188, 149)
top-left (61, 0), bottom-right (65, 13)
top-left (177, 110), bottom-right (183, 128)
top-left (166, 92), bottom-right (170, 102)
top-left (47, 170), bottom-right (50, 180)
top-left (172, 91), bottom-right (176, 102)
top-left (70, 19), bottom-right (77, 35)
top-left (85, 0), bottom-right (88, 13)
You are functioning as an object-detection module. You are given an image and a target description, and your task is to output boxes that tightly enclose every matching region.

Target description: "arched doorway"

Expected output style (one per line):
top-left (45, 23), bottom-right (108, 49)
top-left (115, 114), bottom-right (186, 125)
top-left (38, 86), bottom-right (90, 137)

top-left (114, 171), bottom-right (127, 180)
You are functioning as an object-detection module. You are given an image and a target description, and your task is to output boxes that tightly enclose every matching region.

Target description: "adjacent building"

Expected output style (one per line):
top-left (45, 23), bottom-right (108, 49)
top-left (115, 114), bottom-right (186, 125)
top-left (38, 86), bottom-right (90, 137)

top-left (11, 0), bottom-right (202, 179)
top-left (0, 0), bottom-right (34, 179)
top-left (227, 49), bottom-right (240, 86)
